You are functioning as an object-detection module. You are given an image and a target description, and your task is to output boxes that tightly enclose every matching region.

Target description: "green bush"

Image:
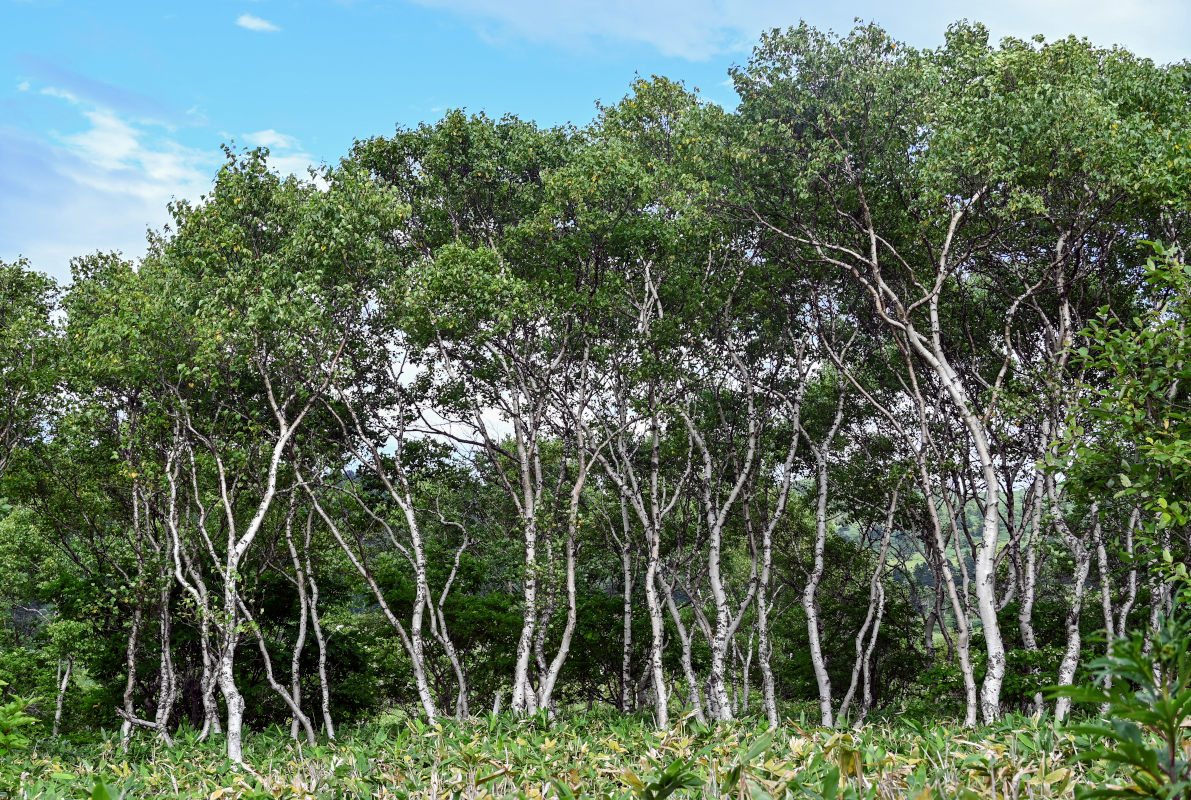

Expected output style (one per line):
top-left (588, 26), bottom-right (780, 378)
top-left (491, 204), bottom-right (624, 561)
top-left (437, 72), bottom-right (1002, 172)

top-left (0, 680), bottom-right (38, 754)
top-left (1055, 565), bottom-right (1191, 798)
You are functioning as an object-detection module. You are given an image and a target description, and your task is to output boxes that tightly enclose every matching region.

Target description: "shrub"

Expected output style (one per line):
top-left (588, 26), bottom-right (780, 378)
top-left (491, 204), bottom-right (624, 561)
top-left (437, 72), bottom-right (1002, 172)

top-left (1055, 564), bottom-right (1191, 798)
top-left (0, 680), bottom-right (38, 754)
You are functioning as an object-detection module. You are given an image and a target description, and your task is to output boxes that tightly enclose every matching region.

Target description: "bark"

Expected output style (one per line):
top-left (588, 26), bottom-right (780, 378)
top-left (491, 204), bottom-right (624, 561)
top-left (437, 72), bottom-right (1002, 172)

top-left (760, 188), bottom-right (1009, 721)
top-left (237, 596), bottom-right (317, 744)
top-left (737, 629), bottom-right (754, 716)
top-left (537, 521), bottom-right (579, 710)
top-left (837, 486), bottom-right (899, 725)
top-left (856, 580), bottom-right (885, 728)
top-left (1095, 509), bottom-right (1117, 713)
top-left (165, 441), bottom-right (220, 739)
top-left (182, 313), bottom-right (345, 762)
top-left (217, 643), bottom-right (246, 763)
top-left (53, 657), bottom-right (72, 737)
top-left (820, 314), bottom-right (978, 725)
top-left (1115, 507), bottom-right (1141, 638)
top-left (800, 391), bottom-right (847, 728)
top-left (507, 409), bottom-right (542, 715)
top-left (427, 521), bottom-right (471, 718)
top-left (588, 399), bottom-right (689, 727)
top-left (119, 605), bottom-right (143, 749)
top-left (926, 492), bottom-right (977, 725)
top-left (658, 571), bottom-right (706, 723)
top-left (1052, 502), bottom-right (1096, 722)
top-left (1020, 470), bottom-right (1044, 712)
top-left (756, 583), bottom-right (778, 727)
top-left (573, 264), bottom-right (691, 728)
top-left (1019, 473), bottom-right (1043, 653)
top-left (643, 531), bottom-right (669, 727)
top-left (679, 353), bottom-right (762, 721)
top-left (533, 535), bottom-right (557, 709)
top-left (753, 353), bottom-right (808, 728)
top-left (304, 527), bottom-right (335, 739)
top-left (283, 502), bottom-right (310, 740)
top-left (618, 513), bottom-right (634, 713)
top-left (299, 471), bottom-right (439, 720)
top-left (153, 568), bottom-right (179, 738)
top-left (322, 386), bottom-right (476, 722)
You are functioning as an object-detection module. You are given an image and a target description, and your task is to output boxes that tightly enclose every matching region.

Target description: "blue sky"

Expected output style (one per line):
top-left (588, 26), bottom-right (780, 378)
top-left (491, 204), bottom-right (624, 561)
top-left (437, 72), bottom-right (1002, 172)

top-left (3, 0), bottom-right (1189, 282)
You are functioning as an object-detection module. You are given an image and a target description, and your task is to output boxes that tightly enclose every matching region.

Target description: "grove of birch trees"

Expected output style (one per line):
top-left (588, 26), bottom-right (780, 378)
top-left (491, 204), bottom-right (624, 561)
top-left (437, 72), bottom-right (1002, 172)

top-left (1, 22), bottom-right (1189, 762)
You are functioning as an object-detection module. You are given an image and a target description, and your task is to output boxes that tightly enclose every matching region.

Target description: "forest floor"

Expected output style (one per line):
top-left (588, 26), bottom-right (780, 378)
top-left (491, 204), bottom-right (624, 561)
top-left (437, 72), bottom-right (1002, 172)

top-left (2, 711), bottom-right (1119, 799)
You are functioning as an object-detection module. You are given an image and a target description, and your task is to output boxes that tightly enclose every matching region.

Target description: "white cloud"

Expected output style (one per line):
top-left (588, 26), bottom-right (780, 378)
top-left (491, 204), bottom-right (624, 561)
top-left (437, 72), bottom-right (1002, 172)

top-left (62, 110), bottom-right (143, 171)
top-left (410, 0), bottom-right (785, 60)
top-left (267, 152), bottom-right (322, 180)
top-left (40, 85), bottom-right (80, 103)
top-left (51, 107), bottom-right (213, 202)
top-left (244, 128), bottom-right (301, 150)
top-left (240, 129), bottom-right (319, 179)
top-left (975, 0), bottom-right (1190, 65)
top-left (236, 13), bottom-right (281, 32)
top-left (1, 82), bottom-right (332, 281)
top-left (16, 81), bottom-right (30, 92)
top-left (1, 94), bottom-right (216, 281)
top-left (408, 0), bottom-right (1189, 63)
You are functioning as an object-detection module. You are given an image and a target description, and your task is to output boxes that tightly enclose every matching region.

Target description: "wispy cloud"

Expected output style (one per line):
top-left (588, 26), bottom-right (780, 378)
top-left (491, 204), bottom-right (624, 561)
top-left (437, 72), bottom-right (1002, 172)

top-left (236, 13), bottom-right (281, 32)
top-left (15, 54), bottom-right (184, 125)
top-left (407, 0), bottom-right (1190, 63)
top-left (0, 90), bottom-right (216, 280)
top-left (409, 0), bottom-right (785, 60)
top-left (242, 129), bottom-right (320, 179)
top-left (1, 89), bottom-right (324, 281)
top-left (40, 85), bottom-right (80, 103)
top-left (244, 129), bottom-right (301, 150)
top-left (981, 0), bottom-right (1190, 64)
top-left (16, 81), bottom-right (30, 92)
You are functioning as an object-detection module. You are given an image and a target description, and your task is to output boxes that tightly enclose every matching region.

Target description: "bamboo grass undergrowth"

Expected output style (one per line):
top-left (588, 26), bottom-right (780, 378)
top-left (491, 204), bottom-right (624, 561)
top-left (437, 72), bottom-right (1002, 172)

top-left (0, 710), bottom-right (1156, 799)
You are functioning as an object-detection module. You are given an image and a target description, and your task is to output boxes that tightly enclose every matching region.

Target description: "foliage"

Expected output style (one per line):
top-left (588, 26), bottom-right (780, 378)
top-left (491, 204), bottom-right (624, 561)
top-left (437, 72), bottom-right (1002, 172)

top-left (0, 713), bottom-right (1114, 799)
top-left (0, 13), bottom-right (1189, 790)
top-left (0, 680), bottom-right (39, 754)
top-left (1079, 247), bottom-right (1191, 530)
top-left (1054, 571), bottom-right (1191, 798)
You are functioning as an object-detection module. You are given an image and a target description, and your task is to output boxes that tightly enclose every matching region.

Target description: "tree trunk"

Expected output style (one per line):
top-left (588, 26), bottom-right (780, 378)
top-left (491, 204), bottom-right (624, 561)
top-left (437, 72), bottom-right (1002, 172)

top-left (239, 598), bottom-right (317, 744)
top-left (856, 581), bottom-right (885, 728)
top-left (53, 657), bottom-right (72, 737)
top-left (429, 532), bottom-right (471, 719)
top-left (1020, 472), bottom-right (1043, 712)
top-left (1048, 449), bottom-right (1096, 722)
top-left (838, 487), bottom-right (898, 725)
top-left (307, 566), bottom-right (335, 739)
top-left (217, 642), bottom-right (246, 763)
top-left (119, 605), bottom-right (143, 749)
top-left (303, 480), bottom-right (439, 721)
top-left (619, 532), bottom-right (634, 713)
top-left (284, 505), bottom-right (310, 741)
top-left (511, 520), bottom-right (539, 714)
top-left (659, 572), bottom-right (706, 724)
top-left (153, 573), bottom-right (179, 739)
top-left (1053, 522), bottom-right (1094, 722)
top-left (644, 545), bottom-right (669, 728)
top-left (538, 525), bottom-right (579, 711)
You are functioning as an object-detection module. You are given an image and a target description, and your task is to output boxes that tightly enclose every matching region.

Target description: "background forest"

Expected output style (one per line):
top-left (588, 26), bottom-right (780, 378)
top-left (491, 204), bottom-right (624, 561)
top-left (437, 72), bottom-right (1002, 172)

top-left (1, 20), bottom-right (1191, 798)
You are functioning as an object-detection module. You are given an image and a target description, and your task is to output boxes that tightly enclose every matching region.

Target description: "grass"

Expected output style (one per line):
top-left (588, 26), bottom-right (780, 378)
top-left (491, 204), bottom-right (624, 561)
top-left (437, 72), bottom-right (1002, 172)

top-left (0, 710), bottom-right (1134, 799)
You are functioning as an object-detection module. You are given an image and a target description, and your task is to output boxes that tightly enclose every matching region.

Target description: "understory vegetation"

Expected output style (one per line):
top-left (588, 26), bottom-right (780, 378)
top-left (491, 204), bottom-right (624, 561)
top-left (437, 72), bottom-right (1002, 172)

top-left (1, 16), bottom-right (1190, 798)
top-left (0, 713), bottom-right (1139, 799)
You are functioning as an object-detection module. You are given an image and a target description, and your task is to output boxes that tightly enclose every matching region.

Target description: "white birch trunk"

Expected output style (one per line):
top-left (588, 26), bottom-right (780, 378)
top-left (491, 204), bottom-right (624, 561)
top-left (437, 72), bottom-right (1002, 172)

top-left (619, 528), bottom-right (634, 713)
top-left (801, 394), bottom-right (846, 728)
top-left (837, 487), bottom-right (898, 725)
top-left (659, 572), bottom-right (706, 723)
top-left (53, 657), bottom-right (72, 737)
